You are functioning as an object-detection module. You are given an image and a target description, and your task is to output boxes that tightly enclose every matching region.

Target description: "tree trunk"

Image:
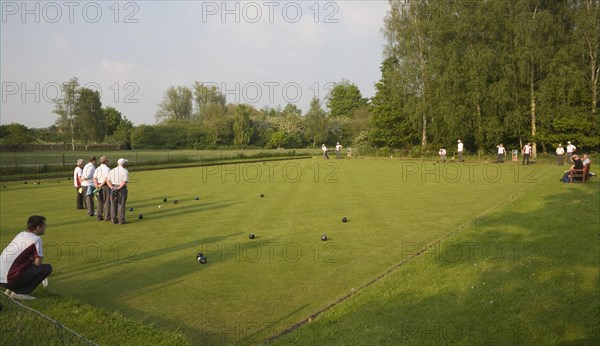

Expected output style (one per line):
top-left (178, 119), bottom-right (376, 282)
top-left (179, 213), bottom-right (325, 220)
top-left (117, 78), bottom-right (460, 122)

top-left (70, 118), bottom-right (75, 151)
top-left (530, 63), bottom-right (537, 159)
top-left (585, 0), bottom-right (599, 114)
top-left (589, 38), bottom-right (599, 113)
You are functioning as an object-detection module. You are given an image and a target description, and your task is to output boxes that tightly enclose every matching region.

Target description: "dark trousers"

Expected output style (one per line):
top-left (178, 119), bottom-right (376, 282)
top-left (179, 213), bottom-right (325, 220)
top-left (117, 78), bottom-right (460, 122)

top-left (1, 264), bottom-right (52, 294)
top-left (83, 186), bottom-right (95, 215)
top-left (496, 153), bottom-right (504, 163)
top-left (523, 154), bottom-right (530, 165)
top-left (76, 187), bottom-right (84, 209)
top-left (111, 187), bottom-right (128, 223)
top-left (96, 185), bottom-right (111, 220)
top-left (458, 152), bottom-right (463, 162)
top-left (557, 154), bottom-right (564, 165)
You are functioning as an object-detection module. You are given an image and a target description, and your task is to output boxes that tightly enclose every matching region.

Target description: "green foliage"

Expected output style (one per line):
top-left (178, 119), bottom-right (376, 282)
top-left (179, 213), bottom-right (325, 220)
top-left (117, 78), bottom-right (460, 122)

top-left (0, 123), bottom-right (35, 145)
top-left (53, 77), bottom-right (80, 149)
top-left (374, 0), bottom-right (600, 153)
top-left (233, 104), bottom-right (253, 148)
top-left (370, 57), bottom-right (412, 148)
top-left (75, 88), bottom-right (105, 145)
top-left (304, 97), bottom-right (329, 147)
top-left (268, 131), bottom-right (288, 148)
top-left (156, 86), bottom-right (193, 123)
top-left (282, 103), bottom-right (302, 117)
top-left (327, 80), bottom-right (368, 118)
top-left (193, 82), bottom-right (226, 119)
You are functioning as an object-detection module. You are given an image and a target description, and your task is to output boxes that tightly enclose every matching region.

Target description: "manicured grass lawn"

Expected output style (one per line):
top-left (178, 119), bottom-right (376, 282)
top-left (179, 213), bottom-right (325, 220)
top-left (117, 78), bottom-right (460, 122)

top-left (1, 158), bottom-right (597, 344)
top-left (271, 162), bottom-right (600, 345)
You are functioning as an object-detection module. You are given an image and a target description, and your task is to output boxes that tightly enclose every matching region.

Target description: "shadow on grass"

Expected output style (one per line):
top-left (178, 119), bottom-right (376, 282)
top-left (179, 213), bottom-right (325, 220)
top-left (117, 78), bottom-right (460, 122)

top-left (271, 182), bottom-right (599, 345)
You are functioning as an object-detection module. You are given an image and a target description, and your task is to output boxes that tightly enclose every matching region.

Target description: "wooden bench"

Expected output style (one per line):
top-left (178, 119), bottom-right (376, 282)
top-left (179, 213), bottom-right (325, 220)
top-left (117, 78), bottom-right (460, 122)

top-left (569, 163), bottom-right (590, 183)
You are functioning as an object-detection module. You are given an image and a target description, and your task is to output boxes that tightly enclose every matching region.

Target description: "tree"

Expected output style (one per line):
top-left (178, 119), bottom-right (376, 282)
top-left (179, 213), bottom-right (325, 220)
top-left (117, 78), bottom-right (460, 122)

top-left (193, 82), bottom-right (226, 119)
top-left (573, 0), bottom-right (600, 114)
top-left (156, 86), bottom-right (193, 123)
top-left (104, 107), bottom-right (124, 136)
top-left (113, 117), bottom-right (134, 149)
top-left (326, 80), bottom-right (368, 118)
top-left (304, 97), bottom-right (328, 147)
top-left (268, 131), bottom-right (288, 148)
top-left (75, 88), bottom-right (105, 147)
top-left (53, 77), bottom-right (79, 150)
top-left (0, 123), bottom-right (34, 146)
top-left (383, 0), bottom-right (434, 147)
top-left (370, 57), bottom-right (411, 148)
top-left (233, 104), bottom-right (253, 148)
top-left (281, 103), bottom-right (302, 117)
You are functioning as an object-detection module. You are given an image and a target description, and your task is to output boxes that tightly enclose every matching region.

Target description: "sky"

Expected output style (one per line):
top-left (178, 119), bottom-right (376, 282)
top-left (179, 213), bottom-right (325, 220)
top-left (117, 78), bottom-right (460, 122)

top-left (1, 1), bottom-right (389, 128)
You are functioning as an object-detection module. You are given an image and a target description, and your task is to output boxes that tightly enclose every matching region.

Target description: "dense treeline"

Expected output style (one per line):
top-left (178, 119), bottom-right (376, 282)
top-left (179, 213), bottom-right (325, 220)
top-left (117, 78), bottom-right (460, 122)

top-left (373, 0), bottom-right (599, 154)
top-left (2, 1), bottom-right (598, 154)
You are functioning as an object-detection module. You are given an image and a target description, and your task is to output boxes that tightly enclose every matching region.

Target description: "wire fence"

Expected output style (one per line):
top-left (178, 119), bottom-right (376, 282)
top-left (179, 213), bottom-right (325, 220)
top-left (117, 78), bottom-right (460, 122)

top-left (0, 292), bottom-right (97, 345)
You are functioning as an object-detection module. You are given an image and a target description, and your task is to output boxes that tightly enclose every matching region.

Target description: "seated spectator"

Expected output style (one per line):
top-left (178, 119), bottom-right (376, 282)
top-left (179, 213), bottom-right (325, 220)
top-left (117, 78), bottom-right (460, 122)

top-left (561, 154), bottom-right (584, 182)
top-left (581, 154), bottom-right (596, 177)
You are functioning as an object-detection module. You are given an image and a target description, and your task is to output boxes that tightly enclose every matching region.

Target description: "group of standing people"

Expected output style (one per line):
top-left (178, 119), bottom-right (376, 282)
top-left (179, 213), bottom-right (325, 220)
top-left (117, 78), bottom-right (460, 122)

top-left (322, 143), bottom-right (349, 159)
top-left (73, 155), bottom-right (130, 224)
top-left (436, 140), bottom-right (581, 167)
top-left (555, 141), bottom-right (577, 166)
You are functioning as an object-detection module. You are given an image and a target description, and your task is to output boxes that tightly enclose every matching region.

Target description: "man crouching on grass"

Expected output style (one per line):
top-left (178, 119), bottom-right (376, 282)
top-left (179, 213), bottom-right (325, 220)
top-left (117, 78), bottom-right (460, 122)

top-left (0, 215), bottom-right (52, 300)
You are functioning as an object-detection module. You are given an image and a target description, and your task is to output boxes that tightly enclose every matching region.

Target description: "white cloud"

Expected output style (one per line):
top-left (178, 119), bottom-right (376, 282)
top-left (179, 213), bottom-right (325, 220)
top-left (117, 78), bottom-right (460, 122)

top-left (50, 32), bottom-right (71, 50)
top-left (101, 59), bottom-right (137, 82)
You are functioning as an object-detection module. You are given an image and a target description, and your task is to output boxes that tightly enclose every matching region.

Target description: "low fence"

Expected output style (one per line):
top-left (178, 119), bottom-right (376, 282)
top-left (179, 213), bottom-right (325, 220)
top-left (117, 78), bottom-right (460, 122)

top-left (0, 144), bottom-right (122, 152)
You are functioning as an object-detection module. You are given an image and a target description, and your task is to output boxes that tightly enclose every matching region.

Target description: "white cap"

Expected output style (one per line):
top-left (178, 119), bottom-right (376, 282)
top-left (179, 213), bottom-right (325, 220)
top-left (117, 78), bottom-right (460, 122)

top-left (567, 141), bottom-right (571, 144)
top-left (457, 139), bottom-right (461, 143)
top-left (117, 158), bottom-right (128, 166)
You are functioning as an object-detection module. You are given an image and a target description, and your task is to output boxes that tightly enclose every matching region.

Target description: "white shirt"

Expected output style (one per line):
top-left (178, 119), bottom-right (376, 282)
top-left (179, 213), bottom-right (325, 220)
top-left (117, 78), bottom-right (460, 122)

top-left (93, 164), bottom-right (110, 186)
top-left (108, 166), bottom-right (129, 188)
top-left (335, 144), bottom-right (342, 151)
top-left (497, 146), bottom-right (505, 154)
top-left (81, 162), bottom-right (96, 187)
top-left (439, 149), bottom-right (446, 156)
top-left (322, 145), bottom-right (327, 152)
top-left (457, 143), bottom-right (464, 152)
top-left (523, 145), bottom-right (532, 154)
top-left (566, 144), bottom-right (576, 153)
top-left (556, 147), bottom-right (565, 155)
top-left (73, 166), bottom-right (83, 188)
top-left (0, 231), bottom-right (43, 283)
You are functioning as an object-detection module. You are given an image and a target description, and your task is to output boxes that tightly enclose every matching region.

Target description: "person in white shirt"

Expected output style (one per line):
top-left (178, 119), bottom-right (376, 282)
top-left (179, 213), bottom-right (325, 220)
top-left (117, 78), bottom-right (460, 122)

top-left (566, 141), bottom-right (576, 162)
top-left (457, 140), bottom-right (464, 162)
top-left (0, 215), bottom-right (52, 300)
top-left (522, 142), bottom-right (532, 165)
top-left (73, 159), bottom-right (85, 210)
top-left (496, 144), bottom-right (506, 163)
top-left (335, 142), bottom-right (343, 159)
top-left (81, 156), bottom-right (97, 216)
top-left (321, 144), bottom-right (329, 160)
top-left (438, 148), bottom-right (447, 163)
top-left (93, 156), bottom-right (111, 222)
top-left (556, 144), bottom-right (565, 165)
top-left (107, 158), bottom-right (130, 224)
